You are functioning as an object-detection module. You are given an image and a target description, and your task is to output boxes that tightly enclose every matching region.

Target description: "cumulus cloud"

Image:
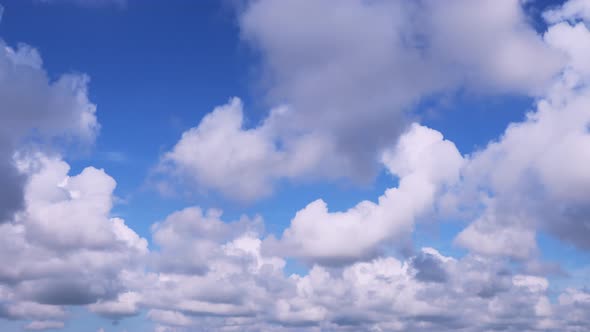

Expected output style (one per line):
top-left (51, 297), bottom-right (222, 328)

top-left (544, 0), bottom-right (590, 23)
top-left (162, 97), bottom-right (346, 202)
top-left (272, 249), bottom-right (557, 331)
top-left (144, 11), bottom-right (590, 328)
top-left (0, 154), bottom-right (147, 324)
top-left (161, 0), bottom-right (564, 202)
top-left (263, 124), bottom-right (463, 265)
top-left (135, 223), bottom-right (589, 332)
top-left (0, 301), bottom-right (66, 321)
top-left (452, 15), bottom-right (590, 257)
top-left (24, 320), bottom-right (65, 331)
top-left (0, 40), bottom-right (98, 221)
top-left (147, 310), bottom-right (193, 327)
top-left (137, 207), bottom-right (285, 322)
top-left (2, 155), bottom-right (589, 330)
top-left (150, 205), bottom-right (267, 274)
top-left (88, 292), bottom-right (141, 320)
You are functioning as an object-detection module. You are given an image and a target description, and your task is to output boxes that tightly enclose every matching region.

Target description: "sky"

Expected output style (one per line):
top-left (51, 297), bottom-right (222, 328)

top-left (0, 0), bottom-right (590, 331)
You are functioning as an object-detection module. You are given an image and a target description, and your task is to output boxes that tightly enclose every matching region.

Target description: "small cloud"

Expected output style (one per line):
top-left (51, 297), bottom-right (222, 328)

top-left (102, 151), bottom-right (128, 163)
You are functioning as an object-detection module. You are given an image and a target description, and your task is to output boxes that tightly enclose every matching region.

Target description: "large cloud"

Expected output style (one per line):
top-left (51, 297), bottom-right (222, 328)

top-left (263, 124), bottom-right (463, 265)
top-left (90, 201), bottom-right (583, 331)
top-left (162, 0), bottom-right (563, 202)
top-left (0, 154), bottom-right (147, 328)
top-left (544, 0), bottom-right (590, 23)
top-left (454, 12), bottom-right (590, 257)
top-left (139, 207), bottom-right (285, 319)
top-left (134, 217), bottom-right (589, 332)
top-left (162, 98), bottom-right (338, 202)
top-left (0, 38), bottom-right (98, 221)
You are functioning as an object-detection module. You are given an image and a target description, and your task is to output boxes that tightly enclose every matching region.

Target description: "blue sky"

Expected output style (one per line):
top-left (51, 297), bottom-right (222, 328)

top-left (1, 0), bottom-right (590, 331)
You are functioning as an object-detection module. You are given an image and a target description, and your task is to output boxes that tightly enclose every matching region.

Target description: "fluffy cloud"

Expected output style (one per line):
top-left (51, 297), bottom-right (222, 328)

top-left (165, 108), bottom-right (464, 260)
top-left (88, 292), bottom-right (142, 320)
top-left (555, 288), bottom-right (590, 329)
top-left (2, 155), bottom-right (589, 330)
top-left (138, 207), bottom-right (285, 321)
top-left (453, 13), bottom-right (590, 257)
top-left (544, 0), bottom-right (590, 23)
top-left (135, 221), bottom-right (589, 332)
top-left (149, 205), bottom-right (268, 275)
top-left (161, 0), bottom-right (563, 202)
top-left (271, 249), bottom-right (558, 331)
top-left (24, 320), bottom-right (65, 331)
top-left (147, 310), bottom-right (193, 327)
top-left (0, 154), bottom-right (147, 326)
top-left (263, 124), bottom-right (463, 265)
top-left (105, 194), bottom-right (585, 331)
top-left (0, 301), bottom-right (66, 321)
top-left (0, 39), bottom-right (98, 221)
top-left (162, 98), bottom-right (333, 201)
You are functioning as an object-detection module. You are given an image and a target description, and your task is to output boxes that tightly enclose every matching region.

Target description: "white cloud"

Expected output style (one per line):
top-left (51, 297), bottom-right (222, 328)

top-left (453, 17), bottom-right (590, 256)
top-left (137, 207), bottom-right (285, 322)
top-left (121, 198), bottom-right (590, 331)
top-left (147, 310), bottom-right (193, 327)
top-left (0, 39), bottom-right (98, 221)
top-left (88, 292), bottom-right (141, 320)
top-left (404, 3), bottom-right (590, 260)
top-left (162, 0), bottom-right (563, 202)
top-left (545, 21), bottom-right (590, 76)
top-left (0, 154), bottom-right (147, 323)
top-left (163, 98), bottom-right (291, 201)
top-left (555, 288), bottom-right (590, 329)
top-left (162, 97), bottom-right (343, 202)
top-left (544, 0), bottom-right (590, 23)
top-left (0, 301), bottom-right (66, 321)
top-left (137, 228), bottom-right (588, 331)
top-left (24, 320), bottom-right (65, 331)
top-left (455, 211), bottom-right (537, 259)
top-left (150, 204), bottom-right (267, 274)
top-left (263, 124), bottom-right (463, 265)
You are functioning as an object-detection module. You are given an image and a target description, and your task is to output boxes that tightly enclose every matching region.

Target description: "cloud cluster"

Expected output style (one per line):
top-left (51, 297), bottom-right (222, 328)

top-left (105, 102), bottom-right (590, 330)
top-left (163, 0), bottom-right (563, 201)
top-left (263, 124), bottom-right (463, 265)
top-left (148, 1), bottom-right (590, 329)
top-left (131, 220), bottom-right (590, 331)
top-left (454, 14), bottom-right (590, 258)
top-left (2, 0), bottom-right (590, 331)
top-left (0, 155), bottom-right (147, 328)
top-left (6, 157), bottom-right (577, 331)
top-left (162, 98), bottom-right (336, 202)
top-left (0, 39), bottom-right (98, 221)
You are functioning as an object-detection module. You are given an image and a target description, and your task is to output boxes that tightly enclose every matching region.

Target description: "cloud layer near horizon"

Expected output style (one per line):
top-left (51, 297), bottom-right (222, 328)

top-left (2, 0), bottom-right (590, 331)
